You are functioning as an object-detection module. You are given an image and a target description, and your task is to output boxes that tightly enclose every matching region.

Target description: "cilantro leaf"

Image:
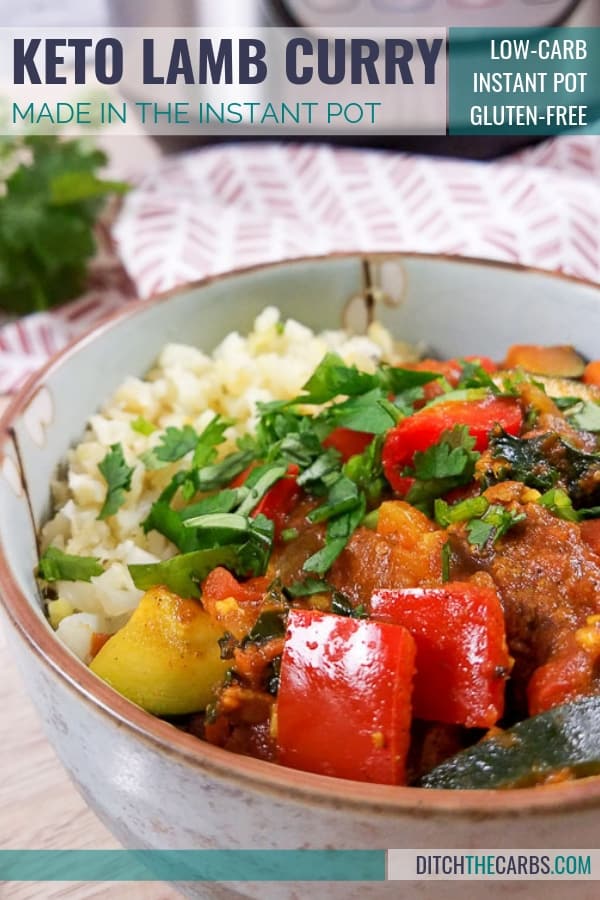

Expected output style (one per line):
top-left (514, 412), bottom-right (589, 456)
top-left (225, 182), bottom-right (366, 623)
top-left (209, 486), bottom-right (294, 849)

top-left (466, 504), bottom-right (525, 549)
top-left (98, 443), bottom-right (134, 519)
top-left (298, 352), bottom-right (378, 404)
top-left (441, 541), bottom-right (451, 583)
top-left (38, 546), bottom-right (103, 582)
top-left (129, 516), bottom-right (274, 597)
top-left (303, 493), bottom-right (366, 575)
top-left (321, 390), bottom-right (400, 435)
top-left (130, 416), bottom-right (156, 436)
top-left (129, 547), bottom-right (240, 598)
top-left (242, 609), bottom-right (287, 646)
top-left (0, 135), bottom-right (129, 314)
top-left (538, 488), bottom-right (579, 522)
top-left (380, 365), bottom-right (441, 394)
top-left (456, 360), bottom-right (500, 393)
top-left (343, 434), bottom-right (385, 507)
top-left (285, 578), bottom-right (332, 598)
top-left (405, 426), bottom-right (479, 509)
top-left (307, 475), bottom-right (361, 524)
top-left (192, 415), bottom-right (230, 468)
top-left (236, 464), bottom-right (288, 516)
top-left (434, 495), bottom-right (489, 528)
top-left (411, 427), bottom-right (479, 481)
top-left (194, 450), bottom-right (256, 492)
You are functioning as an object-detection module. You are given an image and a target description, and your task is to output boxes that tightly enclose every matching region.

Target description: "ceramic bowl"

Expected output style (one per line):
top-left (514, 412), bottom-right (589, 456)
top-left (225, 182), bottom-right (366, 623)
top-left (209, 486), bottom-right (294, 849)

top-left (1, 254), bottom-right (600, 900)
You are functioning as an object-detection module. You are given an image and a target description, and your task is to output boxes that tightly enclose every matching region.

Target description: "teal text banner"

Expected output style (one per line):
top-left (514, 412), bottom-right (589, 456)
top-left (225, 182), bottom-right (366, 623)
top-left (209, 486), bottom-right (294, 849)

top-left (0, 850), bottom-right (386, 883)
top-left (449, 28), bottom-right (600, 136)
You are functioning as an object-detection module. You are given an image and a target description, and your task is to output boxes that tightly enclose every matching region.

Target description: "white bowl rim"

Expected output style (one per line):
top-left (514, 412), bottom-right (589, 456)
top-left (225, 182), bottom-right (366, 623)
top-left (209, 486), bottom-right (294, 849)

top-left (2, 250), bottom-right (600, 819)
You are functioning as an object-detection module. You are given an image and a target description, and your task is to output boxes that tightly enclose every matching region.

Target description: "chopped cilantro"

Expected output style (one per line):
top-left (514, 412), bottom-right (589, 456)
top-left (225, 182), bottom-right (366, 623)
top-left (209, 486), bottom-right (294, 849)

top-left (405, 426), bottom-right (480, 509)
top-left (236, 464), bottom-right (288, 516)
top-left (298, 352), bottom-right (378, 404)
top-left (129, 515), bottom-right (274, 596)
top-left (194, 450), bottom-right (256, 492)
top-left (538, 488), bottom-right (579, 522)
top-left (130, 416), bottom-right (156, 436)
top-left (129, 546), bottom-right (239, 598)
top-left (242, 609), bottom-right (287, 646)
top-left (140, 424), bottom-right (200, 470)
top-left (434, 495), bottom-right (489, 528)
top-left (38, 546), bottom-right (103, 582)
top-left (456, 360), bottom-right (500, 394)
top-left (98, 443), bottom-right (134, 520)
top-left (321, 390), bottom-right (400, 435)
top-left (441, 541), bottom-right (451, 583)
top-left (466, 505), bottom-right (525, 549)
top-left (307, 475), bottom-right (361, 524)
top-left (285, 578), bottom-right (332, 598)
top-left (303, 493), bottom-right (366, 575)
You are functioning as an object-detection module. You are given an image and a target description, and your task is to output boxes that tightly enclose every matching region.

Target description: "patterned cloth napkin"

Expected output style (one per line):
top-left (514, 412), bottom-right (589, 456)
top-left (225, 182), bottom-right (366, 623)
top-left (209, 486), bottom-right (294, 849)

top-left (1, 135), bottom-right (599, 394)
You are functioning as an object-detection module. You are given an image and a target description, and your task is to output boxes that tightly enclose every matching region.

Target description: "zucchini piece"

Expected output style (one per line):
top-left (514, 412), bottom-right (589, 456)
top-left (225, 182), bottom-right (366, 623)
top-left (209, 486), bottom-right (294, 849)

top-left (420, 696), bottom-right (600, 789)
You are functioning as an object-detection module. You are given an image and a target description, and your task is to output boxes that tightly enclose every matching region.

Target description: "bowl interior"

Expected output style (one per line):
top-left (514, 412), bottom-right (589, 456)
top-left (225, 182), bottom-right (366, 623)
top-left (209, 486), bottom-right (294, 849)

top-left (1, 251), bottom-right (600, 808)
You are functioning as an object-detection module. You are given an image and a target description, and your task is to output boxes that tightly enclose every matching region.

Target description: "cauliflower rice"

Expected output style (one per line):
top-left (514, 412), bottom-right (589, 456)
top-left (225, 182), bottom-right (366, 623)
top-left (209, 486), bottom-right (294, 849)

top-left (41, 308), bottom-right (415, 662)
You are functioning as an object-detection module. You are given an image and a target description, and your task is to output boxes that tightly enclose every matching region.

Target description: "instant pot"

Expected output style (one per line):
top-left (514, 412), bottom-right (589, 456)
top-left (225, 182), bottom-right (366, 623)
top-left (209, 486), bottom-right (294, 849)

top-left (108, 0), bottom-right (600, 158)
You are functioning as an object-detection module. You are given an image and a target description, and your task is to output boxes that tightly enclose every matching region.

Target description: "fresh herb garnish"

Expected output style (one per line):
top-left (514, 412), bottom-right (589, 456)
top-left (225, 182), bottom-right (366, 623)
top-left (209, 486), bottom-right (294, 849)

top-left (130, 416), bottom-right (156, 436)
top-left (242, 609), bottom-right (287, 646)
top-left (297, 352), bottom-right (378, 404)
top-left (0, 135), bottom-right (128, 314)
top-left (140, 425), bottom-right (201, 470)
top-left (129, 517), bottom-right (274, 597)
top-left (538, 488), bottom-right (579, 522)
top-left (303, 493), bottom-right (366, 575)
top-left (331, 591), bottom-right (367, 618)
top-left (307, 475), bottom-right (361, 524)
top-left (434, 495), bottom-right (489, 528)
top-left (285, 578), bottom-right (332, 598)
top-left (456, 360), bottom-right (500, 394)
top-left (405, 426), bottom-right (480, 509)
top-left (466, 505), bottom-right (525, 549)
top-left (441, 541), bottom-right (451, 583)
top-left (343, 435), bottom-right (385, 507)
top-left (98, 443), bottom-right (135, 519)
top-left (38, 546), bottom-right (103, 582)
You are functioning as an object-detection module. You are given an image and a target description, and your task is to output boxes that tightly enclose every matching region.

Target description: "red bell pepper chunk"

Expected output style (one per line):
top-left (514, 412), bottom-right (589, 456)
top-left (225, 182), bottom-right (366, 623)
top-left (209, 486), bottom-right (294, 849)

top-left (403, 357), bottom-right (497, 404)
top-left (527, 648), bottom-right (597, 717)
top-left (276, 609), bottom-right (416, 785)
top-left (382, 396), bottom-right (523, 495)
top-left (370, 582), bottom-right (509, 729)
top-left (322, 427), bottom-right (373, 462)
top-left (202, 567), bottom-right (269, 605)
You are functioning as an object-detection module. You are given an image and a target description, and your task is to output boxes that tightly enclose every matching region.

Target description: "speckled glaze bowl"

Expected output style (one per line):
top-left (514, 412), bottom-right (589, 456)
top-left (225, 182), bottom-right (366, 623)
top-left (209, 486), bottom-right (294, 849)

top-left (1, 254), bottom-right (600, 900)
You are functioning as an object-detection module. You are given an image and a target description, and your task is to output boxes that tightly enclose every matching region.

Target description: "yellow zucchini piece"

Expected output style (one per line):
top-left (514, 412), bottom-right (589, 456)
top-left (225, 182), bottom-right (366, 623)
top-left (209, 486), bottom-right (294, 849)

top-left (90, 586), bottom-right (230, 715)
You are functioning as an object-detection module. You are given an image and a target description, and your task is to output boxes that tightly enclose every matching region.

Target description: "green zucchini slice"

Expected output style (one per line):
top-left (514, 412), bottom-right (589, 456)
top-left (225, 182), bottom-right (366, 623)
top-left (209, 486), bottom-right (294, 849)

top-left (420, 695), bottom-right (600, 790)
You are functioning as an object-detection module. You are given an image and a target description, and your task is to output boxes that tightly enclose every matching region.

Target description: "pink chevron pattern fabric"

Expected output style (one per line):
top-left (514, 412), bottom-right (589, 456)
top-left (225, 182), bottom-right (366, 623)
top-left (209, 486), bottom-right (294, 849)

top-left (1, 135), bottom-right (599, 394)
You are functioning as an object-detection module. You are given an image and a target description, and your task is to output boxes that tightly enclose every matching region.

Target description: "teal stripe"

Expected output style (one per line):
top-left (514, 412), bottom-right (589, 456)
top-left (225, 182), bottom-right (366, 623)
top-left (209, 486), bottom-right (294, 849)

top-left (0, 850), bottom-right (386, 882)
